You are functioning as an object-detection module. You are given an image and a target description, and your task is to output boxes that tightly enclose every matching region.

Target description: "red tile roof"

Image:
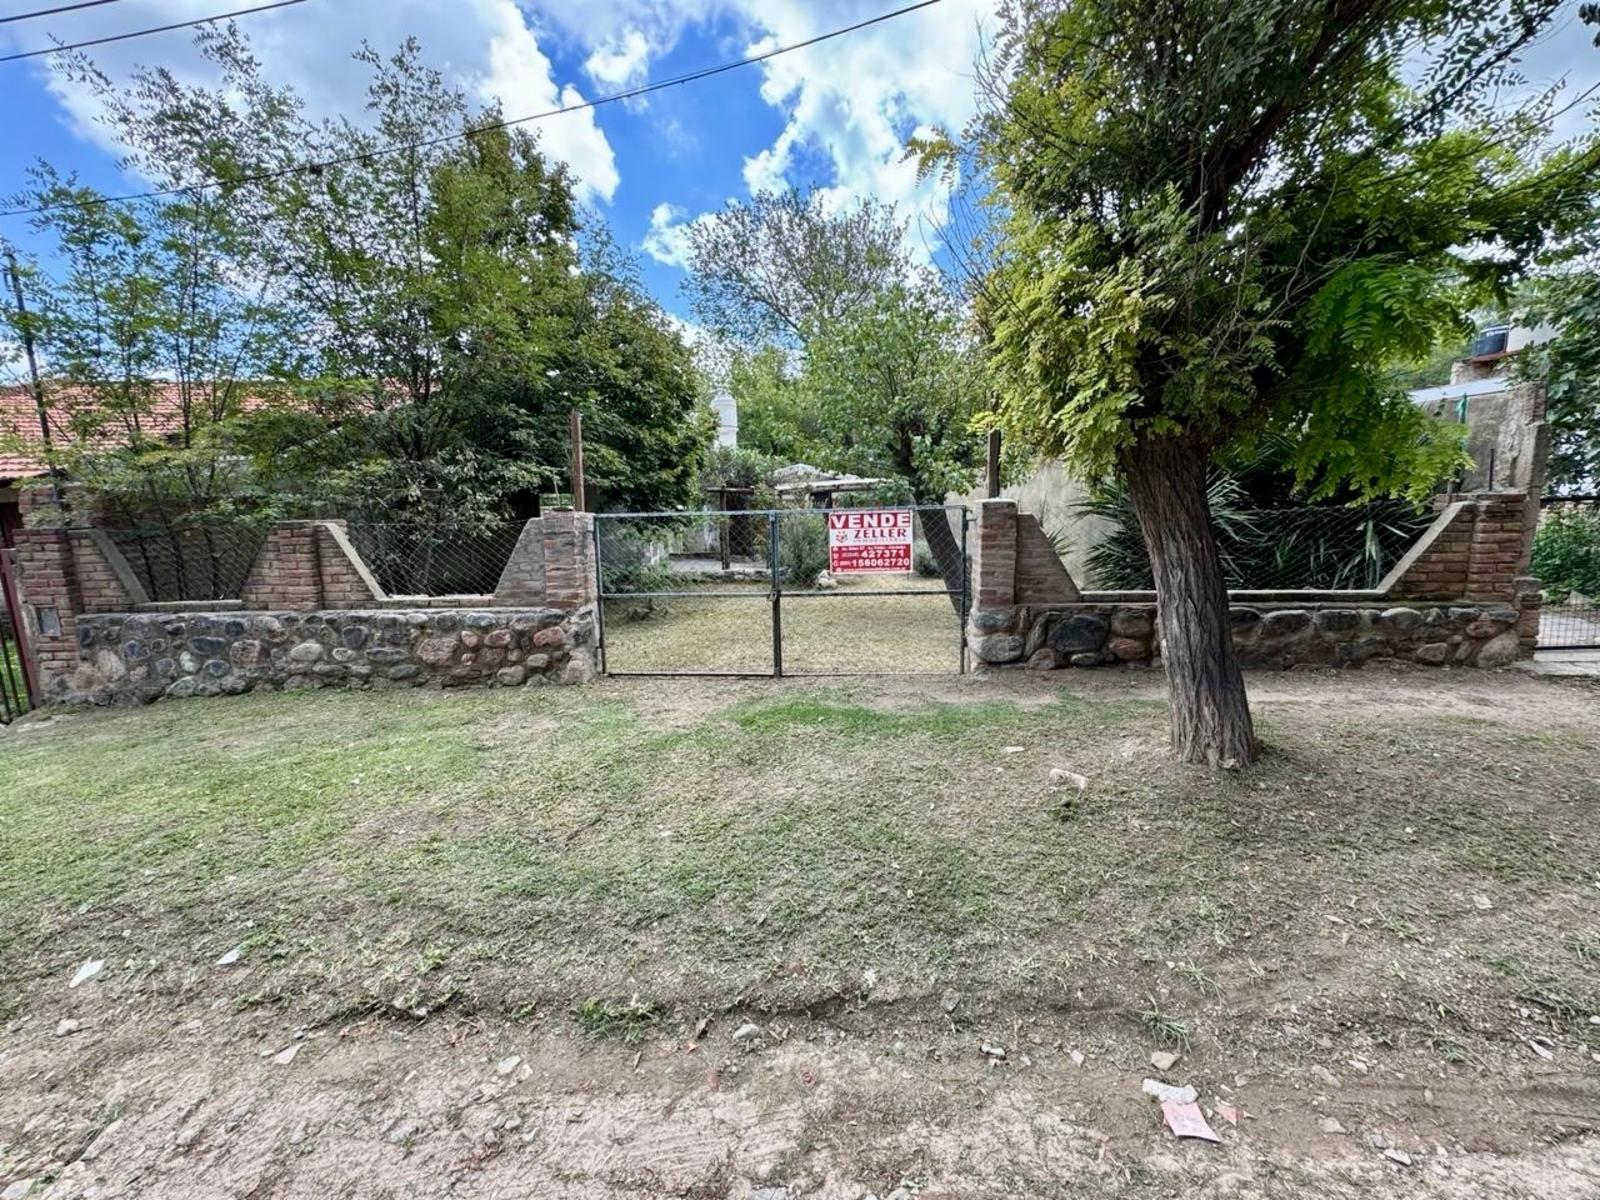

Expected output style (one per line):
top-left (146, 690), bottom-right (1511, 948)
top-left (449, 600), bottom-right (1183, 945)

top-left (0, 383), bottom-right (276, 482)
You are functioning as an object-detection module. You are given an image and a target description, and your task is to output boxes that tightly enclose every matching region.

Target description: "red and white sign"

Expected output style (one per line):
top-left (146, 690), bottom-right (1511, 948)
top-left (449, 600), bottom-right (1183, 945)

top-left (826, 509), bottom-right (914, 574)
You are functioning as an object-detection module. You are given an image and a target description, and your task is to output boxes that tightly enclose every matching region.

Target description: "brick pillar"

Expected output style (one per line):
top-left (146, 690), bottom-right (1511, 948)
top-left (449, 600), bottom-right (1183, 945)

top-left (242, 521), bottom-right (323, 609)
top-left (70, 529), bottom-right (146, 613)
top-left (314, 522), bottom-right (383, 608)
top-left (11, 528), bottom-right (85, 695)
top-left (1513, 575), bottom-right (1542, 659)
top-left (493, 519), bottom-right (547, 606)
top-left (970, 499), bottom-right (1018, 613)
top-left (240, 520), bottom-right (382, 610)
top-left (1464, 492), bottom-right (1527, 602)
top-left (540, 510), bottom-right (598, 611)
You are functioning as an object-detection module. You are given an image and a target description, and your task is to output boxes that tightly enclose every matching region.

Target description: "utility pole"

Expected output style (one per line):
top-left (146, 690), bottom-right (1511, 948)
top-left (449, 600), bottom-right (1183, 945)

top-left (568, 407), bottom-right (586, 512)
top-left (3, 245), bottom-right (62, 510)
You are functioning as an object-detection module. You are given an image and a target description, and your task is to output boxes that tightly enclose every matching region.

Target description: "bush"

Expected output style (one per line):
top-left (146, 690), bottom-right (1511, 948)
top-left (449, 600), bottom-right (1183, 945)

top-left (913, 540), bottom-right (944, 578)
top-left (1532, 507), bottom-right (1600, 602)
top-left (777, 518), bottom-right (829, 589)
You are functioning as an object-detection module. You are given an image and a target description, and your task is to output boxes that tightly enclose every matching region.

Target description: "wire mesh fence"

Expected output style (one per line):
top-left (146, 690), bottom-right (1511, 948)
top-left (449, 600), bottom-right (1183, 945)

top-left (594, 506), bottom-right (969, 675)
top-left (107, 525), bottom-right (265, 603)
top-left (1082, 500), bottom-right (1436, 591)
top-left (1533, 497), bottom-right (1600, 649)
top-left (342, 522), bottom-right (525, 597)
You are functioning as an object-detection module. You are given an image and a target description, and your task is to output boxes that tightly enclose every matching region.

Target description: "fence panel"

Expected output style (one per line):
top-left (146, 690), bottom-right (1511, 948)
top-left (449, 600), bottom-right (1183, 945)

top-left (1535, 498), bottom-right (1600, 650)
top-left (595, 511), bottom-right (775, 675)
top-left (1083, 500), bottom-right (1435, 591)
top-left (343, 523), bottom-right (524, 597)
top-left (593, 506), bottom-right (969, 676)
top-left (773, 506), bottom-right (967, 675)
top-left (107, 526), bottom-right (264, 603)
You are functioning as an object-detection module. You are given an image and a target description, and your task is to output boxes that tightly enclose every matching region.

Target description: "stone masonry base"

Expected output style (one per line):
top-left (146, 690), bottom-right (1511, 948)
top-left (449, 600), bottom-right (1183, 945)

top-left (62, 607), bottom-right (597, 706)
top-left (970, 601), bottom-right (1525, 672)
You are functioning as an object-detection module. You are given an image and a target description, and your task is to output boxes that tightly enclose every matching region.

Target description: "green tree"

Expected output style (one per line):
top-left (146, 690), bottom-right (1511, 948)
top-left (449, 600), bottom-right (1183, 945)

top-left (6, 31), bottom-right (712, 538)
top-left (931, 0), bottom-right (1598, 765)
top-left (1518, 230), bottom-right (1600, 493)
top-left (685, 189), bottom-right (984, 595)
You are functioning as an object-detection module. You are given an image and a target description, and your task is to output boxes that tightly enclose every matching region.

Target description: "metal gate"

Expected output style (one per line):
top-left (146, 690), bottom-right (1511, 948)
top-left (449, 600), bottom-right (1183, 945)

top-left (0, 547), bottom-right (38, 723)
top-left (1537, 497), bottom-right (1600, 651)
top-left (593, 505), bottom-right (969, 676)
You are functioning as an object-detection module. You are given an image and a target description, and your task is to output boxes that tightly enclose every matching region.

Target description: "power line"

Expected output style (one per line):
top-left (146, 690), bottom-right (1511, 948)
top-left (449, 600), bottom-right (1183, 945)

top-left (0, 0), bottom-right (944, 218)
top-left (1, 0), bottom-right (128, 25)
top-left (0, 0), bottom-right (305, 63)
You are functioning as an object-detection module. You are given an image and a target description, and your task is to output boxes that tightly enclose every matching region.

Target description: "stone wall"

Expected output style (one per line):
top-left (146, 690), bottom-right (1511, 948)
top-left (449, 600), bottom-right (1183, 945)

top-left (13, 510), bottom-right (604, 705)
top-left (62, 606), bottom-right (596, 706)
top-left (967, 492), bottom-right (1540, 673)
top-left (972, 600), bottom-right (1525, 672)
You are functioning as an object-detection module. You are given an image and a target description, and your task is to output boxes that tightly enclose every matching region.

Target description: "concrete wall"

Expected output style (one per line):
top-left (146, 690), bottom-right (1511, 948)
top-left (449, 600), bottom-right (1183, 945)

top-left (954, 459), bottom-right (1113, 587)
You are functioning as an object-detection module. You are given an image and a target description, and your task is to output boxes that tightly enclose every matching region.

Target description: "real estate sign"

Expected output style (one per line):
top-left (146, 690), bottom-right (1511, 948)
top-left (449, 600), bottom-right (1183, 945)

top-left (826, 509), bottom-right (914, 574)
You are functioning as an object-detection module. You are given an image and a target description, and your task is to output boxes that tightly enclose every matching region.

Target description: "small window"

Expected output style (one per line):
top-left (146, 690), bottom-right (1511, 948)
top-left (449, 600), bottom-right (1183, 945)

top-left (35, 605), bottom-right (61, 637)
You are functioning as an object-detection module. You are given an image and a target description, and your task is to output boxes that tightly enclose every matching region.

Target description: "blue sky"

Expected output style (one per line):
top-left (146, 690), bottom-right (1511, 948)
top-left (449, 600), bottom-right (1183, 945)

top-left (0, 0), bottom-right (1595, 327)
top-left (0, 0), bottom-right (994, 322)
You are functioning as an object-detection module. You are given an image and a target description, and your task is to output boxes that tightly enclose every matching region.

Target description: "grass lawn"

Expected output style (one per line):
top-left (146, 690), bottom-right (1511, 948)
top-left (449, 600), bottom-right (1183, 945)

top-left (2, 671), bottom-right (1599, 1196)
top-left (602, 571), bottom-right (965, 674)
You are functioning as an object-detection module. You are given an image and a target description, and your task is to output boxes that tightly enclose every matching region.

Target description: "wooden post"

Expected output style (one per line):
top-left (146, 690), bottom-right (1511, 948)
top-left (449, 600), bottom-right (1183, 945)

top-left (985, 429), bottom-right (1002, 499)
top-left (568, 408), bottom-right (586, 512)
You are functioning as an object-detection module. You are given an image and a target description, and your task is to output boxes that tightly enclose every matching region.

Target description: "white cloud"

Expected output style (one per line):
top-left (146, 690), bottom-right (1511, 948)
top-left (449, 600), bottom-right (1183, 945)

top-left (534, 0), bottom-right (1001, 258)
top-left (9, 0), bottom-right (620, 203)
top-left (641, 201), bottom-right (695, 268)
top-left (730, 1), bottom-right (997, 261)
top-left (584, 28), bottom-right (652, 90)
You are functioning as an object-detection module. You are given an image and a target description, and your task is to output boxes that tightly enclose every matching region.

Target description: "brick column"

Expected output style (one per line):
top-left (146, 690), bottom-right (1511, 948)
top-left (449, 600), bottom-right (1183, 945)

top-left (971, 499), bottom-right (1018, 613)
top-left (1464, 492), bottom-right (1527, 602)
top-left (540, 510), bottom-right (598, 611)
top-left (71, 529), bottom-right (146, 612)
top-left (240, 520), bottom-right (383, 610)
top-left (241, 521), bottom-right (323, 609)
top-left (11, 528), bottom-right (85, 695)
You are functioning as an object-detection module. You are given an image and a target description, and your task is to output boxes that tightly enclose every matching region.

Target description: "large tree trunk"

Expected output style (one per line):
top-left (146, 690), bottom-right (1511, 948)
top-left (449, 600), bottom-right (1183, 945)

top-left (1122, 435), bottom-right (1258, 767)
top-left (917, 502), bottom-right (967, 616)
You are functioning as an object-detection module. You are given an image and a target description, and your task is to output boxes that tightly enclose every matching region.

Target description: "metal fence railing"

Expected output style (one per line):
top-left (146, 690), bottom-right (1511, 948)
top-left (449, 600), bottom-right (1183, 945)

top-left (107, 526), bottom-right (265, 603)
top-left (1082, 500), bottom-right (1436, 592)
top-left (1, 547), bottom-right (35, 724)
top-left (342, 522), bottom-right (523, 597)
top-left (594, 506), bottom-right (969, 676)
top-left (1534, 497), bottom-right (1600, 650)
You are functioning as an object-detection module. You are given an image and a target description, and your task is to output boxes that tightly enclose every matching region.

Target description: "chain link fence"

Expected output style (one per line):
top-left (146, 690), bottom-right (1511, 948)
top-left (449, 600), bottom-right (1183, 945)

top-left (342, 522), bottom-right (525, 597)
top-left (1534, 497), bottom-right (1600, 649)
top-left (594, 506), bottom-right (968, 675)
top-left (107, 526), bottom-right (266, 603)
top-left (1082, 500), bottom-right (1436, 591)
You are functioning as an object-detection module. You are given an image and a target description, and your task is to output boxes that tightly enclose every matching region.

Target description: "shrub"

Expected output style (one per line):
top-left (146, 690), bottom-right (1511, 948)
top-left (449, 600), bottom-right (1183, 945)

top-left (913, 540), bottom-right (944, 578)
top-left (777, 518), bottom-right (829, 589)
top-left (1532, 507), bottom-right (1600, 602)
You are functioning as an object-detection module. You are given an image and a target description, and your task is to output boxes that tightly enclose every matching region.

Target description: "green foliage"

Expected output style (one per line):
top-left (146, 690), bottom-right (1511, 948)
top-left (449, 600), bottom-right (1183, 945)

top-left (776, 518), bottom-right (829, 589)
top-left (5, 32), bottom-right (711, 532)
top-left (1531, 508), bottom-right (1600, 602)
top-left (1517, 230), bottom-right (1600, 492)
top-left (687, 191), bottom-right (984, 505)
top-left (941, 0), bottom-right (1593, 500)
